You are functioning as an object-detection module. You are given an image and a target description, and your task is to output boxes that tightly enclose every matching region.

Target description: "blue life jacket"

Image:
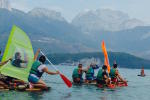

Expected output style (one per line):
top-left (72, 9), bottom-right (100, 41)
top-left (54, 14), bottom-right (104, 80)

top-left (86, 67), bottom-right (94, 78)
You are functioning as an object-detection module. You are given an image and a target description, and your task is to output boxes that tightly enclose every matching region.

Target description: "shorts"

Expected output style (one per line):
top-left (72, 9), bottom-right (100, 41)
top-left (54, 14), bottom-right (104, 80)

top-left (86, 76), bottom-right (96, 81)
top-left (73, 78), bottom-right (83, 83)
top-left (28, 74), bottom-right (39, 83)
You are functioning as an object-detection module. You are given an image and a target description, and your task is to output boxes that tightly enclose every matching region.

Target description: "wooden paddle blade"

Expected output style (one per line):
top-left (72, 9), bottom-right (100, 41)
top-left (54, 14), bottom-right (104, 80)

top-left (60, 73), bottom-right (72, 88)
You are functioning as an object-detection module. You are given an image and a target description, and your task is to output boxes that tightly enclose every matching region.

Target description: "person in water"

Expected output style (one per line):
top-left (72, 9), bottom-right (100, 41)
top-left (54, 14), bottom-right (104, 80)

top-left (109, 63), bottom-right (126, 84)
top-left (85, 63), bottom-right (99, 83)
top-left (11, 52), bottom-right (28, 68)
top-left (72, 63), bottom-right (86, 84)
top-left (28, 49), bottom-right (59, 89)
top-left (96, 65), bottom-right (110, 86)
top-left (140, 66), bottom-right (145, 76)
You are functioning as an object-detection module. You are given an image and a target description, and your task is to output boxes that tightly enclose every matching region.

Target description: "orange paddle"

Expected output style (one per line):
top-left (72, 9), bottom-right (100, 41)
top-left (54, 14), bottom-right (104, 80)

top-left (40, 51), bottom-right (72, 88)
top-left (101, 40), bottom-right (111, 73)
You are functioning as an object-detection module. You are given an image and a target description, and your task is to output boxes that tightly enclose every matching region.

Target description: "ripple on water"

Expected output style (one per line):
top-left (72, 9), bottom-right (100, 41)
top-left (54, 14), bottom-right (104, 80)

top-left (0, 67), bottom-right (150, 100)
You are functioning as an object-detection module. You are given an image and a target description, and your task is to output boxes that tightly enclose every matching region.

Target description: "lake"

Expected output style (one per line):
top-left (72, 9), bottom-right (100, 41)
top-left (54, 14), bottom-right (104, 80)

top-left (0, 65), bottom-right (150, 100)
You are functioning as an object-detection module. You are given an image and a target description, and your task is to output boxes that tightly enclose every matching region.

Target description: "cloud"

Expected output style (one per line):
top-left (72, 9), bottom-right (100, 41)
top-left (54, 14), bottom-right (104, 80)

top-left (46, 6), bottom-right (63, 12)
top-left (10, 0), bottom-right (31, 12)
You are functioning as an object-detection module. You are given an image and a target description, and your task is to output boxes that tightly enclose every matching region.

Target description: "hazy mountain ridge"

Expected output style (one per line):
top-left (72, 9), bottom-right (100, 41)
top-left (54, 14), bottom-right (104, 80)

top-left (72, 9), bottom-right (145, 32)
top-left (0, 6), bottom-right (150, 59)
top-left (0, 8), bottom-right (95, 53)
top-left (28, 8), bottom-right (65, 21)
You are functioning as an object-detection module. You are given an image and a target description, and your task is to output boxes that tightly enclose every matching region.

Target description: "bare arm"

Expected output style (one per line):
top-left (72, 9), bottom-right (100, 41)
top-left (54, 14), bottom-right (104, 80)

top-left (117, 71), bottom-right (126, 82)
top-left (0, 58), bottom-right (12, 66)
top-left (21, 60), bottom-right (28, 63)
top-left (42, 67), bottom-right (59, 75)
top-left (34, 49), bottom-right (40, 61)
top-left (104, 75), bottom-right (108, 79)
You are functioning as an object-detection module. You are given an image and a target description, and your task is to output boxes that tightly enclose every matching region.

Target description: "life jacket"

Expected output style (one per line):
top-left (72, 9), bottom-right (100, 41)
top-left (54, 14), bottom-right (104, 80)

top-left (72, 68), bottom-right (82, 78)
top-left (86, 67), bottom-right (94, 78)
top-left (11, 59), bottom-right (21, 67)
top-left (109, 68), bottom-right (117, 78)
top-left (30, 61), bottom-right (44, 78)
top-left (97, 69), bottom-right (103, 80)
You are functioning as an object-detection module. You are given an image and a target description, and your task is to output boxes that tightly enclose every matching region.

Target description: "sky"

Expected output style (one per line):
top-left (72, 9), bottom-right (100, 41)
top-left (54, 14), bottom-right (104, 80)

top-left (10, 0), bottom-right (150, 23)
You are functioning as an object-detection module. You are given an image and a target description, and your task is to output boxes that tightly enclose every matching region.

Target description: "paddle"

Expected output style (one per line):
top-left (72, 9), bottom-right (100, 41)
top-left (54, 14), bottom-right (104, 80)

top-left (101, 40), bottom-right (111, 73)
top-left (40, 51), bottom-right (72, 88)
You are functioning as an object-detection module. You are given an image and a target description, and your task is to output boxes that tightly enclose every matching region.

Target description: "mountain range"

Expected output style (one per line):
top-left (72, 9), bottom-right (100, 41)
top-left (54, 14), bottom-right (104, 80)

top-left (72, 9), bottom-right (145, 32)
top-left (0, 1), bottom-right (150, 59)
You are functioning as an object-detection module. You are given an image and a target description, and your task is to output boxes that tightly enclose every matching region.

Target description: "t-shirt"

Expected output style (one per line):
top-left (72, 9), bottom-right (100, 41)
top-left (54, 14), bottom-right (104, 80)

top-left (37, 64), bottom-right (47, 73)
top-left (12, 59), bottom-right (23, 67)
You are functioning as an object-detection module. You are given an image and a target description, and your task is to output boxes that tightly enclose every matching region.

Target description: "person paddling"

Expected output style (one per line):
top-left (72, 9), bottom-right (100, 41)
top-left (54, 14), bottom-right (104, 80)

top-left (109, 63), bottom-right (126, 85)
top-left (85, 63), bottom-right (99, 83)
top-left (96, 65), bottom-right (110, 86)
top-left (28, 49), bottom-right (59, 89)
top-left (72, 63), bottom-right (86, 84)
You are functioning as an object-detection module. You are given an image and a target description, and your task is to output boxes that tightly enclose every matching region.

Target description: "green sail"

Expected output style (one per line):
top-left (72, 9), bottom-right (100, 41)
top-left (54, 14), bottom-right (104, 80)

top-left (0, 25), bottom-right (34, 82)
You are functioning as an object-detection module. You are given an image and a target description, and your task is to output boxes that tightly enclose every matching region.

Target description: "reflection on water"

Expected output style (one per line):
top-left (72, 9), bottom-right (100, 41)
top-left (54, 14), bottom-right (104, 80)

top-left (0, 66), bottom-right (150, 100)
top-left (27, 92), bottom-right (45, 100)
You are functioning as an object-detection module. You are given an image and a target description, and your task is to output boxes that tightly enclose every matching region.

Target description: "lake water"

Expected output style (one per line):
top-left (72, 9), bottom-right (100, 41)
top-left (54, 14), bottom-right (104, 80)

top-left (0, 66), bottom-right (150, 100)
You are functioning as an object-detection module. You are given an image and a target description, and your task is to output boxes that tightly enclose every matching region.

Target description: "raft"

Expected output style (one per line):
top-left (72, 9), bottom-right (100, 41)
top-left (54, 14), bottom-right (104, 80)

top-left (73, 81), bottom-right (128, 88)
top-left (0, 85), bottom-right (51, 92)
top-left (0, 26), bottom-right (51, 92)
